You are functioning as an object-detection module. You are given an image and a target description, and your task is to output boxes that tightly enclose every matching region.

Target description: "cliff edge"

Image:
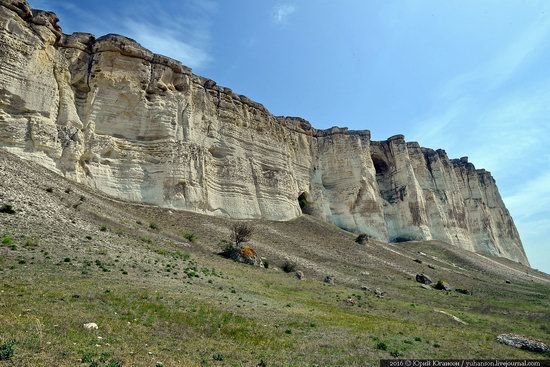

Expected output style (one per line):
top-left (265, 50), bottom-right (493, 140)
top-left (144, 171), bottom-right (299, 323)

top-left (0, 0), bottom-right (529, 264)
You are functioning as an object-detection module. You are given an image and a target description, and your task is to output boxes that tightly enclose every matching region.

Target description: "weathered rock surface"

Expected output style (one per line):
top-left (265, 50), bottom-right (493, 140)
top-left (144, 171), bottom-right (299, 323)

top-left (0, 0), bottom-right (529, 265)
top-left (497, 334), bottom-right (549, 353)
top-left (355, 234), bottom-right (370, 245)
top-left (416, 273), bottom-right (433, 285)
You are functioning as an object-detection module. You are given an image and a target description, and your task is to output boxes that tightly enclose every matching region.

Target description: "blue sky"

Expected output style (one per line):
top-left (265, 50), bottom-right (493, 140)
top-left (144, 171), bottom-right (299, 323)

top-left (29, 0), bottom-right (549, 273)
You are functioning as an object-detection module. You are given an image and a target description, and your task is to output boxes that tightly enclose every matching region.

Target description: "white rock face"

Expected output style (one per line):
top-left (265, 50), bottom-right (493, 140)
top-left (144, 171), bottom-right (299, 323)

top-left (0, 0), bottom-right (529, 265)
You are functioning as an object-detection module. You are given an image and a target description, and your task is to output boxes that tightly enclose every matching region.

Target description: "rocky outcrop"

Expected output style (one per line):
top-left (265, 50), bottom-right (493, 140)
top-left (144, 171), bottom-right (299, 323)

top-left (0, 0), bottom-right (529, 265)
top-left (497, 334), bottom-right (550, 353)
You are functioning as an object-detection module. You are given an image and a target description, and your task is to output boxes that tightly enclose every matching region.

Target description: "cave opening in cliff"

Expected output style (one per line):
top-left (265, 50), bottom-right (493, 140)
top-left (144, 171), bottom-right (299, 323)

top-left (298, 192), bottom-right (312, 214)
top-left (372, 156), bottom-right (389, 176)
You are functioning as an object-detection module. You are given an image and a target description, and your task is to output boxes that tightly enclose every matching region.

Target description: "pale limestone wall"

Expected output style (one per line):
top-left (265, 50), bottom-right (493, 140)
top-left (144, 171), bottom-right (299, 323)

top-left (0, 0), bottom-right (529, 265)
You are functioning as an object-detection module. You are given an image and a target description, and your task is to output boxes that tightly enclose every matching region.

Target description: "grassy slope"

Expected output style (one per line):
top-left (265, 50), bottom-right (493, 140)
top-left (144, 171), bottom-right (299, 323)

top-left (0, 150), bottom-right (549, 366)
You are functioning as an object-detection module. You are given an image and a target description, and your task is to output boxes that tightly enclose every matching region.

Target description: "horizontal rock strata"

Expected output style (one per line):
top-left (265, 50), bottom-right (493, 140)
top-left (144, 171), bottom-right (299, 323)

top-left (0, 0), bottom-right (529, 265)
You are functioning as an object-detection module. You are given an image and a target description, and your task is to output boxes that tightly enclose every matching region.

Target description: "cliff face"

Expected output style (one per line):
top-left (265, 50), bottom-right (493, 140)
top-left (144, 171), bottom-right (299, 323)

top-left (0, 0), bottom-right (529, 265)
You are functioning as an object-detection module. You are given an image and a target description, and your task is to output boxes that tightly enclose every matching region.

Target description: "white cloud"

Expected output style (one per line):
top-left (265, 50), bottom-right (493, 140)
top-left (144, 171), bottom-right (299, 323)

top-left (123, 20), bottom-right (211, 69)
top-left (273, 4), bottom-right (296, 24)
top-left (504, 171), bottom-right (550, 221)
top-left (29, 0), bottom-right (215, 70)
top-left (408, 13), bottom-right (550, 271)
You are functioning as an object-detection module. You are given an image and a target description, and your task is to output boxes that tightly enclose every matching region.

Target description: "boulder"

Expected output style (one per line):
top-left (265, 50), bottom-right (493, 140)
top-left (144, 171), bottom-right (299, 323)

top-left (360, 285), bottom-right (370, 291)
top-left (355, 234), bottom-right (370, 245)
top-left (497, 334), bottom-right (549, 353)
top-left (83, 322), bottom-right (98, 330)
top-left (295, 271), bottom-right (304, 280)
top-left (416, 273), bottom-right (433, 285)
top-left (374, 288), bottom-right (386, 298)
top-left (324, 275), bottom-right (335, 285)
top-left (414, 259), bottom-right (423, 264)
top-left (433, 280), bottom-right (452, 291)
top-left (221, 242), bottom-right (263, 267)
top-left (344, 298), bottom-right (357, 305)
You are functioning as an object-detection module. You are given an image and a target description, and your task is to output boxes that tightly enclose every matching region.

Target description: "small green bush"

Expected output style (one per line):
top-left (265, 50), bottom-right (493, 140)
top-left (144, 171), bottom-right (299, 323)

top-left (390, 350), bottom-right (401, 357)
top-left (376, 341), bottom-right (388, 351)
top-left (2, 236), bottom-right (13, 245)
top-left (0, 339), bottom-right (16, 360)
top-left (281, 260), bottom-right (297, 273)
top-left (100, 226), bottom-right (107, 232)
top-left (24, 238), bottom-right (38, 248)
top-left (149, 223), bottom-right (158, 230)
top-left (81, 352), bottom-right (95, 363)
top-left (220, 240), bottom-right (239, 259)
top-left (213, 353), bottom-right (224, 361)
top-left (183, 232), bottom-right (197, 242)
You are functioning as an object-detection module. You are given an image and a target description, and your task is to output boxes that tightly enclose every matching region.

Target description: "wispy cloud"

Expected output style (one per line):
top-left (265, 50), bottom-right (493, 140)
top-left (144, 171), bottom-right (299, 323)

top-left (412, 16), bottom-right (550, 146)
top-left (504, 171), bottom-right (550, 221)
top-left (123, 19), bottom-right (211, 69)
top-left (272, 4), bottom-right (296, 24)
top-left (29, 0), bottom-right (215, 70)
top-left (408, 13), bottom-right (550, 271)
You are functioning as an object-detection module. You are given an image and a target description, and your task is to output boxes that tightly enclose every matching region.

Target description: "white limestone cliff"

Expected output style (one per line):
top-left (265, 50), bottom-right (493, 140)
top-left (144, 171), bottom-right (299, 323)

top-left (0, 0), bottom-right (529, 265)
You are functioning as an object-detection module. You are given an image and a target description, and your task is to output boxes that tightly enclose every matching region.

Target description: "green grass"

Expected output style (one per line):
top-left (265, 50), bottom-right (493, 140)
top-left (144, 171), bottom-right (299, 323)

top-left (0, 238), bottom-right (548, 366)
top-left (2, 235), bottom-right (13, 245)
top-left (1, 159), bottom-right (548, 366)
top-left (183, 232), bottom-right (198, 243)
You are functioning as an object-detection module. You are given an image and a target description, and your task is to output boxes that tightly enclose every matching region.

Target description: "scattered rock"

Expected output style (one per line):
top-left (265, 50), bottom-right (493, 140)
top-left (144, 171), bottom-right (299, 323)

top-left (434, 310), bottom-right (467, 325)
top-left (324, 275), bottom-right (335, 285)
top-left (505, 280), bottom-right (512, 284)
top-left (416, 273), bottom-right (433, 285)
top-left (433, 280), bottom-right (452, 291)
top-left (374, 288), bottom-right (386, 298)
top-left (345, 298), bottom-right (357, 305)
top-left (360, 285), bottom-right (370, 291)
top-left (360, 271), bottom-right (370, 276)
top-left (295, 271), bottom-right (304, 280)
top-left (220, 241), bottom-right (263, 266)
top-left (497, 334), bottom-right (549, 353)
top-left (355, 234), bottom-right (370, 245)
top-left (418, 251), bottom-right (427, 256)
top-left (413, 258), bottom-right (423, 264)
top-left (83, 322), bottom-right (98, 330)
top-left (455, 288), bottom-right (472, 295)
top-left (427, 264), bottom-right (436, 270)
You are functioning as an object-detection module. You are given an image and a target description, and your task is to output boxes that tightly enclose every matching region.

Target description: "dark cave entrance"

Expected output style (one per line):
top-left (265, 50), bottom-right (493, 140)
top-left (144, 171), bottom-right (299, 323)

top-left (298, 192), bottom-right (312, 214)
top-left (372, 156), bottom-right (389, 176)
top-left (371, 155), bottom-right (393, 202)
top-left (298, 192), bottom-right (307, 210)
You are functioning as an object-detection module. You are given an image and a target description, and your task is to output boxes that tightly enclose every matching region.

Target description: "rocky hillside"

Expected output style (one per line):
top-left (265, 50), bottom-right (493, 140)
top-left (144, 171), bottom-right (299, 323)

top-left (0, 0), bottom-right (528, 265)
top-left (1, 148), bottom-right (549, 366)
